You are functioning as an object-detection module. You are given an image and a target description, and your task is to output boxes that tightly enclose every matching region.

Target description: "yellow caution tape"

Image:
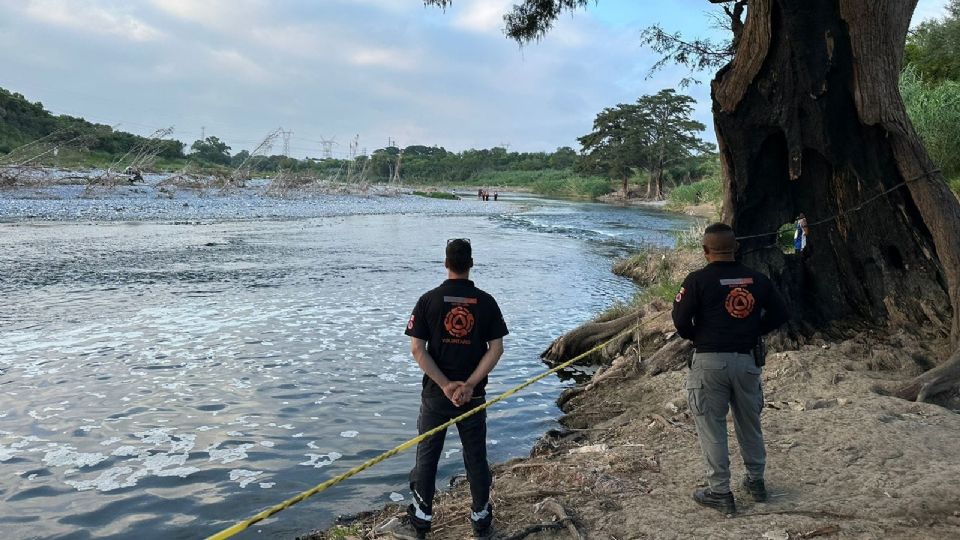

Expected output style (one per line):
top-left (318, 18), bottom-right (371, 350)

top-left (205, 311), bottom-right (664, 540)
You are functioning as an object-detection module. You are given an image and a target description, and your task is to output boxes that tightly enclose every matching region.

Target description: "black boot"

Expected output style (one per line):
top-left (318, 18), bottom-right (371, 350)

top-left (693, 487), bottom-right (736, 515)
top-left (470, 502), bottom-right (494, 539)
top-left (743, 477), bottom-right (768, 502)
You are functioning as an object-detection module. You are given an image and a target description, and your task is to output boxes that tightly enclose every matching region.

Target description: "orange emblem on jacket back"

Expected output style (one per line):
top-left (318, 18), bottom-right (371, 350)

top-left (444, 306), bottom-right (475, 337)
top-left (725, 287), bottom-right (755, 318)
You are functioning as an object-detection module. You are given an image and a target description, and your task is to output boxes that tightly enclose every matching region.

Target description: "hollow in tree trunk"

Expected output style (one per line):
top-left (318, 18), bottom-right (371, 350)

top-left (712, 0), bottom-right (960, 401)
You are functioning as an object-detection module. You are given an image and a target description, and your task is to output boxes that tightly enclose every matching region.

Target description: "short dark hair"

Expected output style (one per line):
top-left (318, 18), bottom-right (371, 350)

top-left (446, 239), bottom-right (473, 273)
top-left (704, 222), bottom-right (734, 235)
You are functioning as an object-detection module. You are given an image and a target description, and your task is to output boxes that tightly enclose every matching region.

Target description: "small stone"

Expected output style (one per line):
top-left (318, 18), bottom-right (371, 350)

top-left (804, 398), bottom-right (838, 411)
top-left (569, 443), bottom-right (608, 454)
top-left (762, 530), bottom-right (790, 540)
top-left (374, 517), bottom-right (400, 534)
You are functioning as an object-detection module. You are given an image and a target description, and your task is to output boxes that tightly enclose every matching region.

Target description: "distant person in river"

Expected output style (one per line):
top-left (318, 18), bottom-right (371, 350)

top-left (477, 188), bottom-right (483, 200)
top-left (394, 238), bottom-right (508, 540)
top-left (794, 213), bottom-right (809, 253)
top-left (493, 192), bottom-right (498, 202)
top-left (672, 223), bottom-right (790, 516)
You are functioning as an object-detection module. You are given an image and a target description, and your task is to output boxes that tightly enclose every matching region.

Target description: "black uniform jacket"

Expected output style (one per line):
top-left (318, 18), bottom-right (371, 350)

top-left (672, 261), bottom-right (789, 353)
top-left (405, 279), bottom-right (508, 397)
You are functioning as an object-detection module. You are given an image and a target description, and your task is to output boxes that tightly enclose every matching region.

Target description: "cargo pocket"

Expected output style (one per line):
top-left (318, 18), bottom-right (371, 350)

top-left (744, 366), bottom-right (763, 415)
top-left (685, 375), bottom-right (704, 416)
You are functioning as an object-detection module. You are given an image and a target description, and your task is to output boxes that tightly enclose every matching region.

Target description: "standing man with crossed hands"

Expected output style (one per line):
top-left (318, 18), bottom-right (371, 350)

top-left (394, 238), bottom-right (507, 540)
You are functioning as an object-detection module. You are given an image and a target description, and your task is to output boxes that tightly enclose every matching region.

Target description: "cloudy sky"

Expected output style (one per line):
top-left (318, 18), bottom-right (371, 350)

top-left (0, 0), bottom-right (952, 157)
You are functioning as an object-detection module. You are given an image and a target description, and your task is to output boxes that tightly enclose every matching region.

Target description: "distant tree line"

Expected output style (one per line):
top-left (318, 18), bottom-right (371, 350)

top-left (1, 84), bottom-right (720, 196)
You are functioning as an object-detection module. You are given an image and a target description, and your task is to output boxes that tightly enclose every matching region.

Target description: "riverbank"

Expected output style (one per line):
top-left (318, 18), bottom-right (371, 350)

top-left (307, 245), bottom-right (960, 539)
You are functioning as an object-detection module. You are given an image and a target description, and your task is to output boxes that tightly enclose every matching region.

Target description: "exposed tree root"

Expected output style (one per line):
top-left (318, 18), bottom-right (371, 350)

top-left (541, 310), bottom-right (644, 364)
top-left (889, 348), bottom-right (960, 402)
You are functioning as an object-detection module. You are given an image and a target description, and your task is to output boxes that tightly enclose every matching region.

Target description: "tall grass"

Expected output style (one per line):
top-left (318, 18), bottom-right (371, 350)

top-left (667, 176), bottom-right (722, 209)
top-left (901, 66), bottom-right (960, 182)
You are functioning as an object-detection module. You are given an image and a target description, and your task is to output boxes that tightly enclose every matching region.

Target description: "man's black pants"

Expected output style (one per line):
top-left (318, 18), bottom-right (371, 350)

top-left (408, 396), bottom-right (491, 528)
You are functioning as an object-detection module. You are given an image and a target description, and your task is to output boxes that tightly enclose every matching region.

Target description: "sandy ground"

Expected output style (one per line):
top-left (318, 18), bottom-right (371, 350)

top-left (305, 310), bottom-right (960, 540)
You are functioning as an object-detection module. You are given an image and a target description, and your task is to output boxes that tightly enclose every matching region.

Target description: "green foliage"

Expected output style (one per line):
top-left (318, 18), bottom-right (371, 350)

top-left (949, 176), bottom-right (960, 196)
top-left (325, 524), bottom-right (361, 540)
top-left (189, 136), bottom-right (232, 165)
top-left (384, 146), bottom-right (583, 184)
top-left (905, 0), bottom-right (960, 82)
top-left (577, 89), bottom-right (712, 197)
top-left (0, 87), bottom-right (185, 166)
top-left (667, 176), bottom-right (722, 208)
top-left (461, 169), bottom-right (612, 199)
top-left (900, 66), bottom-right (960, 178)
top-left (411, 190), bottom-right (460, 200)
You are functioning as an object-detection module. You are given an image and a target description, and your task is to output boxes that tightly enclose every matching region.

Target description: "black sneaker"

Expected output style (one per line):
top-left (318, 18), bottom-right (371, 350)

top-left (743, 477), bottom-right (768, 502)
top-left (693, 487), bottom-right (736, 515)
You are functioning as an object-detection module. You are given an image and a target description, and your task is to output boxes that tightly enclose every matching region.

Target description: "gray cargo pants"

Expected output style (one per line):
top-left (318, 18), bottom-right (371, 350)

top-left (686, 351), bottom-right (766, 493)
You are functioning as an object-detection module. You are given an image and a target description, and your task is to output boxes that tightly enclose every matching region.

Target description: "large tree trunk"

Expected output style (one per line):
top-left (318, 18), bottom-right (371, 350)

top-left (712, 0), bottom-right (960, 400)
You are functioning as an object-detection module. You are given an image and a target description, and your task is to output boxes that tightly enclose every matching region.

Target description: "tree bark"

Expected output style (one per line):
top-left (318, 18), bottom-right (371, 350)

top-left (712, 0), bottom-right (960, 400)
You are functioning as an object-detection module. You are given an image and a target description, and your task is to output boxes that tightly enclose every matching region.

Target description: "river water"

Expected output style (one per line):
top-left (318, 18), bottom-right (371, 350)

top-left (0, 190), bottom-right (692, 539)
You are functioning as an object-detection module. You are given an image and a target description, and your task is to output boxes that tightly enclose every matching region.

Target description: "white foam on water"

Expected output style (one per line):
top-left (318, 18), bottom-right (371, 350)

top-left (28, 410), bottom-right (56, 421)
top-left (100, 437), bottom-right (122, 446)
top-left (65, 466), bottom-right (136, 492)
top-left (207, 443), bottom-right (255, 464)
top-left (229, 469), bottom-right (262, 488)
top-left (259, 441), bottom-right (274, 448)
top-left (340, 431), bottom-right (358, 438)
top-left (12, 435), bottom-right (45, 449)
top-left (444, 448), bottom-right (460, 458)
top-left (111, 446), bottom-right (140, 457)
top-left (259, 482), bottom-right (275, 489)
top-left (136, 428), bottom-right (173, 446)
top-left (0, 445), bottom-right (17, 462)
top-left (43, 446), bottom-right (108, 468)
top-left (299, 451), bottom-right (343, 469)
top-left (390, 492), bottom-right (404, 502)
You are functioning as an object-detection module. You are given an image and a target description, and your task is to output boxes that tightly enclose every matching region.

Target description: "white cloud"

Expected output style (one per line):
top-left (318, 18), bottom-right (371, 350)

top-left (149, 0), bottom-right (266, 30)
top-left (452, 0), bottom-right (512, 33)
top-left (207, 49), bottom-right (271, 83)
top-left (21, 0), bottom-right (161, 41)
top-left (350, 47), bottom-right (419, 71)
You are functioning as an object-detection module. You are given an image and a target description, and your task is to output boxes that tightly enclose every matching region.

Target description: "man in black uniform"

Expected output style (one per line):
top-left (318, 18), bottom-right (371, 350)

top-left (395, 238), bottom-right (508, 539)
top-left (672, 223), bottom-right (789, 515)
